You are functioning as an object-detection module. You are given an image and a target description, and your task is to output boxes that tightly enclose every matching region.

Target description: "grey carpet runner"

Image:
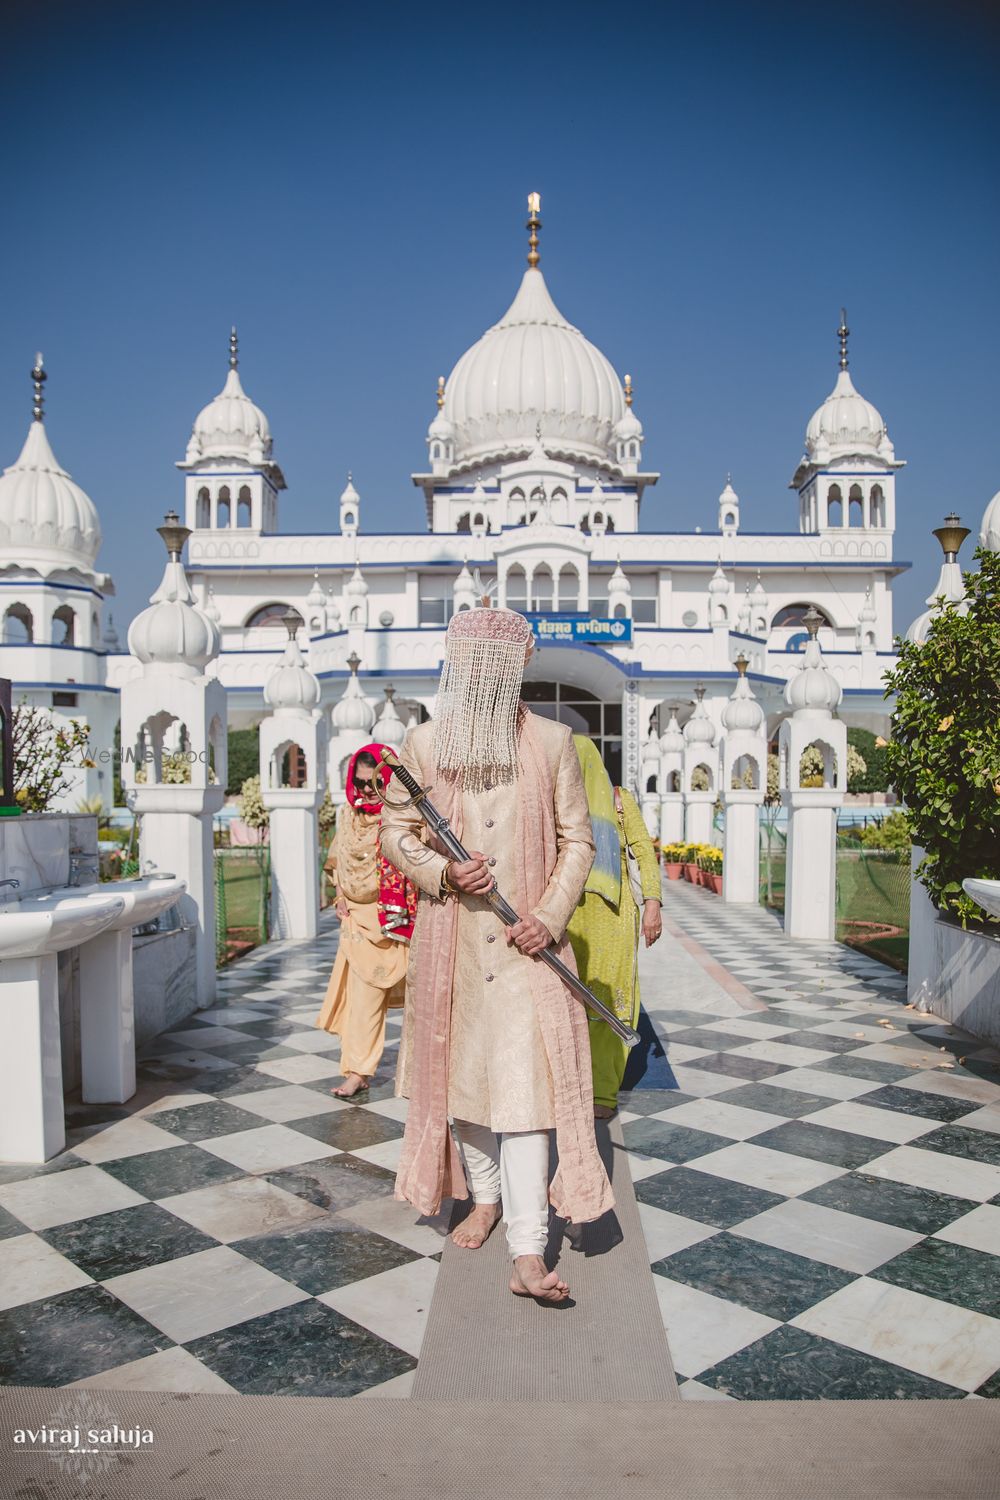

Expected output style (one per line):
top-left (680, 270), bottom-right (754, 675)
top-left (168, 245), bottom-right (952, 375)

top-left (411, 1115), bottom-right (680, 1401)
top-left (2, 1389), bottom-right (997, 1500)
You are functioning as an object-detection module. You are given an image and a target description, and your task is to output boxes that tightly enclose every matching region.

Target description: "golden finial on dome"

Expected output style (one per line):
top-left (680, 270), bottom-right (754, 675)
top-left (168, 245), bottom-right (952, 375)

top-left (526, 191), bottom-right (542, 268)
top-left (436, 375), bottom-right (445, 410)
top-left (624, 373), bottom-right (634, 408)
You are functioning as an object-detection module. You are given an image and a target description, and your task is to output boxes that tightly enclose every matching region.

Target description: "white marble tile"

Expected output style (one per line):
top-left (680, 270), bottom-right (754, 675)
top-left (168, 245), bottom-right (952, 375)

top-left (850, 1042), bottom-right (951, 1069)
top-left (155, 1025), bottom-right (252, 1049)
top-left (687, 1142), bottom-right (846, 1197)
top-left (0, 1165), bottom-right (146, 1231)
top-left (810, 1021), bottom-right (893, 1042)
top-left (105, 1245), bottom-right (308, 1344)
top-left (731, 1197), bottom-right (922, 1274)
top-left (793, 1277), bottom-right (1000, 1393)
top-left (626, 1151), bottom-right (676, 1183)
top-left (696, 1017), bottom-right (799, 1041)
top-left (652, 1275), bottom-right (780, 1379)
top-left (0, 1232), bottom-right (93, 1309)
top-left (66, 1344), bottom-right (238, 1394)
top-left (659, 1097), bottom-right (787, 1140)
top-left (319, 1257), bottom-right (439, 1358)
top-left (350, 1137), bottom-right (404, 1173)
top-left (336, 1195), bottom-right (449, 1255)
top-left (636, 1202), bottom-right (718, 1262)
top-left (664, 1042), bottom-right (715, 1064)
top-left (358, 1369), bottom-right (416, 1398)
top-left (668, 1066), bottom-right (739, 1098)
top-left (254, 1054), bottom-right (342, 1083)
top-left (863, 1145), bottom-right (1000, 1202)
top-left (956, 1104), bottom-right (1000, 1135)
top-left (762, 1067), bottom-right (881, 1101)
top-left (158, 1175), bottom-right (326, 1242)
top-left (274, 1030), bottom-right (342, 1055)
top-left (678, 1378), bottom-right (738, 1402)
top-left (934, 1204), bottom-right (1000, 1256)
top-left (187, 1006), bottom-right (271, 1025)
top-left (363, 1096), bottom-right (410, 1124)
top-left (133, 1089), bottom-right (216, 1117)
top-left (199, 1124), bottom-right (341, 1173)
top-left (730, 1039), bottom-right (836, 1068)
top-left (222, 1084), bottom-right (347, 1123)
top-left (2, 815), bottom-right (69, 891)
top-left (896, 1071), bottom-right (1000, 1106)
top-left (71, 1117), bottom-right (186, 1164)
top-left (801, 1101), bottom-right (938, 1145)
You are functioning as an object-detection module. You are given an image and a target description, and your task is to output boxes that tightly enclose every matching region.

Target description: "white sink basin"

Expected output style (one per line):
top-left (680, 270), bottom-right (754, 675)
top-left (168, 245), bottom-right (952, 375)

top-left (64, 875), bottom-right (186, 929)
top-left (0, 892), bottom-right (126, 960)
top-left (963, 879), bottom-right (1000, 920)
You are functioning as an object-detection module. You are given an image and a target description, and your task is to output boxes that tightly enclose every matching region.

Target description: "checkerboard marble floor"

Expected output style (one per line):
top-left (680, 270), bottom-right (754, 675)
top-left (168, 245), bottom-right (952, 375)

top-left (1, 886), bottom-right (998, 1402)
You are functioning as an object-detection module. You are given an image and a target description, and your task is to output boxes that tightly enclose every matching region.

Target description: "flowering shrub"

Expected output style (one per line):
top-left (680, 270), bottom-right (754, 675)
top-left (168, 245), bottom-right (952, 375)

top-left (239, 774), bottom-right (270, 829)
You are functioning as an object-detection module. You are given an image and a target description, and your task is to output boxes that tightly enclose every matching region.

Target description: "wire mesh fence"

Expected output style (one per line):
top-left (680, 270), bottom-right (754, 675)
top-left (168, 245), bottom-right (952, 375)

top-left (215, 846), bottom-right (271, 966)
top-left (760, 832), bottom-right (910, 972)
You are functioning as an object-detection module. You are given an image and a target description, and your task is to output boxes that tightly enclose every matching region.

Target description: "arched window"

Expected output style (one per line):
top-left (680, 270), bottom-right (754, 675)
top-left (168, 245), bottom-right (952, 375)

top-left (91, 610), bottom-right (99, 642)
top-left (51, 604), bottom-right (75, 646)
top-left (557, 565), bottom-right (578, 611)
top-left (771, 603), bottom-right (834, 629)
top-left (723, 511), bottom-right (735, 528)
top-left (245, 603), bottom-right (303, 630)
top-left (531, 566), bottom-right (554, 612)
top-left (343, 511), bottom-right (355, 528)
top-left (431, 442), bottom-right (442, 460)
top-left (612, 601), bottom-right (627, 618)
top-left (606, 516), bottom-right (615, 534)
top-left (216, 486), bottom-right (231, 528)
top-left (456, 512), bottom-right (471, 534)
top-left (870, 484), bottom-right (886, 527)
top-left (579, 514), bottom-right (591, 534)
top-left (196, 487), bottom-right (210, 528)
top-left (237, 486), bottom-right (252, 528)
top-left (2, 603), bottom-right (32, 643)
top-left (472, 512), bottom-right (485, 531)
top-left (506, 565), bottom-right (527, 611)
top-left (849, 483), bottom-right (864, 528)
top-left (826, 484), bottom-right (842, 528)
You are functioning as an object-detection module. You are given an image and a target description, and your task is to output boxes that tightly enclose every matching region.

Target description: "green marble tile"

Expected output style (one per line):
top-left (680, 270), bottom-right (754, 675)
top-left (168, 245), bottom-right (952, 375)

top-left (618, 1089), bottom-right (690, 1115)
top-left (622, 1119), bottom-right (732, 1164)
top-left (635, 1166), bottom-right (783, 1227)
top-left (871, 1238), bottom-right (1000, 1319)
top-left (713, 1082), bottom-right (835, 1118)
top-left (682, 1053), bottom-right (790, 1082)
top-left (40, 1202), bottom-right (217, 1280)
top-left (185, 1297), bottom-right (415, 1396)
top-left (855, 1085), bottom-right (981, 1123)
top-left (286, 1110), bottom-right (403, 1152)
top-left (264, 1153), bottom-right (396, 1212)
top-left (0, 1284), bottom-right (172, 1385)
top-left (100, 1143), bottom-right (245, 1199)
top-left (917, 1125), bottom-right (1000, 1167)
top-left (749, 1120), bottom-right (891, 1169)
top-left (233, 1219), bottom-right (419, 1295)
top-left (802, 1172), bottom-right (973, 1234)
top-left (809, 1056), bottom-right (913, 1084)
top-left (698, 1323), bottom-right (965, 1400)
top-left (653, 1231), bottom-right (855, 1321)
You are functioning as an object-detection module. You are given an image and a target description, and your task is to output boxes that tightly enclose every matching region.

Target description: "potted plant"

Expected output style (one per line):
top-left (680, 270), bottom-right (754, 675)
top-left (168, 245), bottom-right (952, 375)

top-left (681, 843), bottom-right (699, 882)
top-left (702, 845), bottom-right (724, 893)
top-left (662, 843), bottom-right (685, 880)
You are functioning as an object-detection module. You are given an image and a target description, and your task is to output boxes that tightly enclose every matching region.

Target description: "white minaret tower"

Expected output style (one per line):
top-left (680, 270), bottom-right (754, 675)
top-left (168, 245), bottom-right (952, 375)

top-left (721, 655), bottom-right (767, 904)
top-left (123, 510), bottom-right (227, 1005)
top-left (905, 513), bottom-right (971, 644)
top-left (658, 710), bottom-right (685, 847)
top-left (614, 374), bottom-right (644, 474)
top-left (178, 328), bottom-right (286, 533)
top-left (718, 475), bottom-right (740, 537)
top-left (340, 474), bottom-right (360, 537)
top-left (683, 686), bottom-right (719, 845)
top-left (328, 652), bottom-right (376, 794)
top-left (779, 608), bottom-right (846, 940)
top-left (260, 611), bottom-right (327, 941)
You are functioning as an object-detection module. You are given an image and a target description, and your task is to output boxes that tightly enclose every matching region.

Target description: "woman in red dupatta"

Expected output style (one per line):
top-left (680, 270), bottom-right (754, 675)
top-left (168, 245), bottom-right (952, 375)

top-left (314, 742), bottom-right (417, 1098)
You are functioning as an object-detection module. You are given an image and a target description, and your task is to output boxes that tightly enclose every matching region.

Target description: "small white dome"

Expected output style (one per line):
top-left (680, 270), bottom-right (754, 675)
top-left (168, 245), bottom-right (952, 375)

top-left (428, 409), bottom-right (455, 442)
top-left (642, 726), bottom-right (660, 764)
top-left (333, 671), bottom-right (376, 731)
top-left (0, 419), bottom-right (102, 567)
top-left (439, 266), bottom-right (626, 470)
top-left (719, 478), bottom-right (739, 507)
top-left (659, 712), bottom-right (685, 756)
top-left (344, 563), bottom-right (368, 597)
top-left (203, 584), bottom-right (221, 623)
top-left (608, 558), bottom-right (631, 594)
top-left (858, 585), bottom-right (876, 623)
top-left (264, 632), bottom-right (321, 712)
top-left (128, 560), bottom-right (220, 674)
top-left (684, 695), bottom-right (717, 747)
top-left (751, 573), bottom-right (769, 606)
top-left (980, 489), bottom-right (1000, 552)
top-left (785, 635), bottom-right (843, 713)
top-left (340, 476), bottom-right (360, 507)
top-left (905, 561), bottom-right (967, 644)
top-left (804, 369), bottom-right (894, 464)
top-left (615, 405), bottom-right (643, 442)
top-left (375, 691), bottom-right (406, 745)
top-left (306, 571), bottom-right (326, 609)
top-left (722, 674), bottom-right (764, 733)
top-left (709, 562), bottom-right (729, 597)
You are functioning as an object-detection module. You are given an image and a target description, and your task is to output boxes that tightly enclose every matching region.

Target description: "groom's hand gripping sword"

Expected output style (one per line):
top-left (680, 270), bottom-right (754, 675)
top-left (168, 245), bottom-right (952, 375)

top-left (373, 750), bottom-right (640, 1049)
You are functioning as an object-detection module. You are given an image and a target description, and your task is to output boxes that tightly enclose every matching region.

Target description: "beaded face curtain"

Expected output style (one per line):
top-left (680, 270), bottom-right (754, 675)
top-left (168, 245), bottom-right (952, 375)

top-left (431, 606), bottom-right (533, 787)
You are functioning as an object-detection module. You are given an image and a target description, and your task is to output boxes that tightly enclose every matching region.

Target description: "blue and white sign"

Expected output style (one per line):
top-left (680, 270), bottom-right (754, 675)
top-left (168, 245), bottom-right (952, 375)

top-left (526, 613), bottom-right (632, 645)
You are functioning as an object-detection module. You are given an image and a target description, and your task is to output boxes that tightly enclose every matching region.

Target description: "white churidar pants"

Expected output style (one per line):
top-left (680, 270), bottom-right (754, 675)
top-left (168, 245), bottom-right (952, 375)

top-left (454, 1118), bottom-right (550, 1258)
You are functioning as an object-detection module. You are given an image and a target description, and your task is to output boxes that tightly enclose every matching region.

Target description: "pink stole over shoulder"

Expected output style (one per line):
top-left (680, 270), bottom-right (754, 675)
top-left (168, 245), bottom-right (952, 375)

top-left (393, 712), bottom-right (615, 1225)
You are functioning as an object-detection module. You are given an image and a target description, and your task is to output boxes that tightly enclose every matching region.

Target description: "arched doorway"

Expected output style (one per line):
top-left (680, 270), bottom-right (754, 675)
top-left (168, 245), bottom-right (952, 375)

top-left (521, 681), bottom-right (622, 785)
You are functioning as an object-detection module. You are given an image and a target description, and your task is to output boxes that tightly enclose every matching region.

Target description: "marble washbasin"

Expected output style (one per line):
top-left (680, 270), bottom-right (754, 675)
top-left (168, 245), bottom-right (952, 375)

top-left (60, 873), bottom-right (187, 929)
top-left (0, 890), bottom-right (126, 961)
top-left (963, 878), bottom-right (1000, 920)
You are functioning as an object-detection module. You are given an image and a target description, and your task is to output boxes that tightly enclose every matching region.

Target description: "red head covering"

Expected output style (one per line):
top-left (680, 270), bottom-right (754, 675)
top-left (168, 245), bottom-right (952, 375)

top-left (345, 742), bottom-right (395, 816)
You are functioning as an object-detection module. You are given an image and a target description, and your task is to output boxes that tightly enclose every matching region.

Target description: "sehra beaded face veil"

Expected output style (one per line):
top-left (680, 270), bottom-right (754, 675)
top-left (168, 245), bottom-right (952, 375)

top-left (431, 606), bottom-right (533, 785)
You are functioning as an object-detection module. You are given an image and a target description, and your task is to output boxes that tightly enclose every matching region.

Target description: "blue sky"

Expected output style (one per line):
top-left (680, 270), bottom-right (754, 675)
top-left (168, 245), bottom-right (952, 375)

top-left (0, 0), bottom-right (997, 634)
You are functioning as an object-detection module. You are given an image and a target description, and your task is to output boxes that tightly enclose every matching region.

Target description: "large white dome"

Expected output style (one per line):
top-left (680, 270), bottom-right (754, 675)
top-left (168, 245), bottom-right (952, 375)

top-left (438, 266), bottom-right (626, 469)
top-left (0, 419), bottom-right (102, 567)
top-left (189, 366), bottom-right (272, 463)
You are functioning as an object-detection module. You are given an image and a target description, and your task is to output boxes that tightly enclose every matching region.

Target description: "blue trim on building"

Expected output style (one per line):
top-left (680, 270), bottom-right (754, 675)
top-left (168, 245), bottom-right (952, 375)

top-left (0, 579), bottom-right (106, 598)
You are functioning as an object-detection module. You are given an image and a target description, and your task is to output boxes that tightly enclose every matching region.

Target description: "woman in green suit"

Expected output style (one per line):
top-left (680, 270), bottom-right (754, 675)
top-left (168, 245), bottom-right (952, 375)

top-left (566, 735), bottom-right (663, 1117)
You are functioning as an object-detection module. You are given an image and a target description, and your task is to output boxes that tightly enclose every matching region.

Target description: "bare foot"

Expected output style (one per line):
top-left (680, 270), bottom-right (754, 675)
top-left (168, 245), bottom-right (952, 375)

top-left (332, 1072), bottom-right (369, 1098)
top-left (594, 1104), bottom-right (617, 1119)
top-left (510, 1254), bottom-right (570, 1303)
top-left (451, 1201), bottom-right (501, 1248)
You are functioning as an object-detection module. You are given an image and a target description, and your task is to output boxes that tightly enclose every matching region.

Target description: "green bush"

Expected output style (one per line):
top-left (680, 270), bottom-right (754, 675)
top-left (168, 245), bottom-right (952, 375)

top-left (847, 727), bottom-right (890, 793)
top-left (858, 810), bottom-right (911, 852)
top-left (885, 545), bottom-right (1000, 925)
top-left (227, 727), bottom-right (260, 795)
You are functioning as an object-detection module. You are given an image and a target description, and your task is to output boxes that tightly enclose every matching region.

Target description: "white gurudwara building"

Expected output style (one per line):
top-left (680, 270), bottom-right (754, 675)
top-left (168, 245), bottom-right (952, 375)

top-left (13, 194), bottom-right (989, 825)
